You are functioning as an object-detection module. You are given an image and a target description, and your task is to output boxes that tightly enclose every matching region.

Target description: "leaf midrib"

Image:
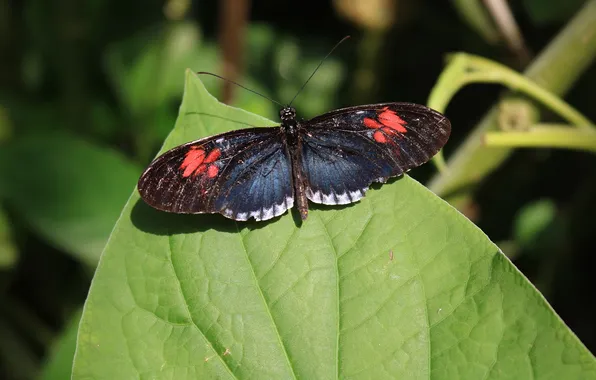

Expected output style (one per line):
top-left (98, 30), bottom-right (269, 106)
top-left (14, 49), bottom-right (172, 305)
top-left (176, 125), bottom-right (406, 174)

top-left (318, 217), bottom-right (341, 380)
top-left (236, 223), bottom-right (299, 380)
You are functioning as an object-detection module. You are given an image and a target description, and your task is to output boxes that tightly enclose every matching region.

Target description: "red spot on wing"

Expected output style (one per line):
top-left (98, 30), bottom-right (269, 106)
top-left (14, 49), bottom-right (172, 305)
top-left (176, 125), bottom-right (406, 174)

top-left (207, 165), bottom-right (219, 178)
top-left (181, 148), bottom-right (206, 168)
top-left (378, 109), bottom-right (408, 133)
top-left (182, 165), bottom-right (196, 177)
top-left (373, 130), bottom-right (387, 143)
top-left (180, 147), bottom-right (222, 179)
top-left (194, 164), bottom-right (207, 175)
top-left (364, 117), bottom-right (383, 129)
top-left (181, 148), bottom-right (206, 177)
top-left (204, 148), bottom-right (221, 163)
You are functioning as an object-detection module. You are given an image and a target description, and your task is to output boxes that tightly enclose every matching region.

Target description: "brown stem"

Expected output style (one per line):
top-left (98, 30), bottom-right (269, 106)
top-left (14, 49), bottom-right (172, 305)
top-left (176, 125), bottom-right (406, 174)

top-left (219, 0), bottom-right (251, 104)
top-left (483, 0), bottom-right (532, 66)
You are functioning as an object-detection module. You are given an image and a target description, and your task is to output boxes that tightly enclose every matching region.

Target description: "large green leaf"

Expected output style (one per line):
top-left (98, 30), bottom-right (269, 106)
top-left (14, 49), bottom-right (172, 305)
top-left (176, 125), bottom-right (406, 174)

top-left (73, 71), bottom-right (596, 379)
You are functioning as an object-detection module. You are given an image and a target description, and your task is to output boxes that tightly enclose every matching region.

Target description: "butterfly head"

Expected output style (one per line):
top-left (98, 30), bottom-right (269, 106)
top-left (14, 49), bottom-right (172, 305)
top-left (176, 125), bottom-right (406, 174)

top-left (280, 107), bottom-right (297, 123)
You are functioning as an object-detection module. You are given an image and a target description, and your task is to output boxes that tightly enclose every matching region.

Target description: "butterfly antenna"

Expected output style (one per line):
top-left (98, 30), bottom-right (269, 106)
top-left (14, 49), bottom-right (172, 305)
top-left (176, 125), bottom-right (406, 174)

top-left (196, 72), bottom-right (284, 107)
top-left (288, 35), bottom-right (351, 107)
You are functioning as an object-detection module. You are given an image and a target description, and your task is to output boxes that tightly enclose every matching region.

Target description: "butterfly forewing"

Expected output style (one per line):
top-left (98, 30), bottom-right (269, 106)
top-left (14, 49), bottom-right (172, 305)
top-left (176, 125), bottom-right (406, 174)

top-left (138, 127), bottom-right (294, 221)
top-left (299, 102), bottom-right (450, 205)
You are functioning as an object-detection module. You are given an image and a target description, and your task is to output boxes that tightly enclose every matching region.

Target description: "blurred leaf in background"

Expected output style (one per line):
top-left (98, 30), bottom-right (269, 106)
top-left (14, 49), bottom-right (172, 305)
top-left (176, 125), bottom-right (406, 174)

top-left (514, 198), bottom-right (557, 250)
top-left (38, 309), bottom-right (81, 380)
top-left (523, 0), bottom-right (587, 25)
top-left (0, 133), bottom-right (141, 266)
top-left (0, 208), bottom-right (18, 270)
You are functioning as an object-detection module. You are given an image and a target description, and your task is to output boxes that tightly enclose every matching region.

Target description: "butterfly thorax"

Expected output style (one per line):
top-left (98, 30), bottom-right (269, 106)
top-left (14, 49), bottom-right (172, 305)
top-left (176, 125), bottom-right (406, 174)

top-left (280, 106), bottom-right (298, 137)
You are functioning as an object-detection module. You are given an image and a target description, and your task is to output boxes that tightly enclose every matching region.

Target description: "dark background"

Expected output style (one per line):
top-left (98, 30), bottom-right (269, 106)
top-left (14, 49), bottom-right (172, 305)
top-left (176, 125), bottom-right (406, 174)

top-left (0, 0), bottom-right (595, 378)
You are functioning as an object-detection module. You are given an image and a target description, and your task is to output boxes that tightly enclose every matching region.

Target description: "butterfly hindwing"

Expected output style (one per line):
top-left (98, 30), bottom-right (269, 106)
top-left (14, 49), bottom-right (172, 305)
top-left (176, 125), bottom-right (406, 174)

top-left (138, 127), bottom-right (294, 221)
top-left (300, 102), bottom-right (450, 205)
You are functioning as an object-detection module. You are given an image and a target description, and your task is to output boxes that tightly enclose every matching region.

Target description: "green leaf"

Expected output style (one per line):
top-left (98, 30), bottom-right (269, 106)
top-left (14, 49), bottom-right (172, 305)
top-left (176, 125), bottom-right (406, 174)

top-left (0, 134), bottom-right (141, 266)
top-left (104, 22), bottom-right (208, 116)
top-left (73, 71), bottom-right (596, 379)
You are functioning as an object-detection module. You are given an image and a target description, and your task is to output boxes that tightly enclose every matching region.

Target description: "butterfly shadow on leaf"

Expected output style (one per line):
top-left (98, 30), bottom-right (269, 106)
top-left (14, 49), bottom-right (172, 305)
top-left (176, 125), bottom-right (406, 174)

top-left (130, 198), bottom-right (290, 236)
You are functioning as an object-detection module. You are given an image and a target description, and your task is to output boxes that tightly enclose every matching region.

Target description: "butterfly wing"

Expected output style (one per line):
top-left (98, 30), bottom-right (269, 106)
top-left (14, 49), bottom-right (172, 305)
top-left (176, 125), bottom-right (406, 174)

top-left (299, 102), bottom-right (450, 205)
top-left (138, 127), bottom-right (294, 221)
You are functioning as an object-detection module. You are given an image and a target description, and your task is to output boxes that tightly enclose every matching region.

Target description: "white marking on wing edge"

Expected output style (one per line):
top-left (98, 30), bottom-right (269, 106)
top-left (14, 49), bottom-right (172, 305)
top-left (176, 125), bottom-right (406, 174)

top-left (307, 188), bottom-right (369, 205)
top-left (261, 206), bottom-right (274, 221)
top-left (322, 193), bottom-right (337, 205)
top-left (236, 212), bottom-right (248, 221)
top-left (335, 192), bottom-right (350, 204)
top-left (274, 203), bottom-right (285, 216)
top-left (306, 189), bottom-right (322, 203)
top-left (349, 188), bottom-right (367, 201)
top-left (285, 196), bottom-right (295, 209)
top-left (249, 196), bottom-right (295, 221)
top-left (224, 208), bottom-right (233, 217)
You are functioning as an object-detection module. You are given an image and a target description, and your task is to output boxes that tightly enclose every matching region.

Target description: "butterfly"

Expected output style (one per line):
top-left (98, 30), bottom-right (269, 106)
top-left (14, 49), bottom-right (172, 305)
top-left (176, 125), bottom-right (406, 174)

top-left (138, 102), bottom-right (451, 221)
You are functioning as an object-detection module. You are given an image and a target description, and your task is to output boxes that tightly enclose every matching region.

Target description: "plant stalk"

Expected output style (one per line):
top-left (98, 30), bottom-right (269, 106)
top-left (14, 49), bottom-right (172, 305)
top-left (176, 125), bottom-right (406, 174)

top-left (428, 0), bottom-right (596, 207)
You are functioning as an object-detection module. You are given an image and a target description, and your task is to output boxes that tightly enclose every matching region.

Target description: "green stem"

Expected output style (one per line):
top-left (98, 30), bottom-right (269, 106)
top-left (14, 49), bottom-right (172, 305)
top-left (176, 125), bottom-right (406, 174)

top-left (484, 125), bottom-right (596, 153)
top-left (427, 0), bottom-right (596, 206)
top-left (428, 54), bottom-right (594, 129)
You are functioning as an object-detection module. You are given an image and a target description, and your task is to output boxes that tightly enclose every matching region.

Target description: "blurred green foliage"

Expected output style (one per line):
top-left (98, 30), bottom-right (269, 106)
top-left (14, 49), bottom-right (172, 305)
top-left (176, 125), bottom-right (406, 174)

top-left (0, 133), bottom-right (141, 266)
top-left (515, 198), bottom-right (557, 249)
top-left (523, 0), bottom-right (588, 24)
top-left (0, 0), bottom-right (595, 379)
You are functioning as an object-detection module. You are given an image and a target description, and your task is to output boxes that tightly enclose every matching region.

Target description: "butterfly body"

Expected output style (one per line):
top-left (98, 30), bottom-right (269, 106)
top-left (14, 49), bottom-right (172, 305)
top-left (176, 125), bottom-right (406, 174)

top-left (138, 102), bottom-right (450, 222)
top-left (278, 107), bottom-right (310, 220)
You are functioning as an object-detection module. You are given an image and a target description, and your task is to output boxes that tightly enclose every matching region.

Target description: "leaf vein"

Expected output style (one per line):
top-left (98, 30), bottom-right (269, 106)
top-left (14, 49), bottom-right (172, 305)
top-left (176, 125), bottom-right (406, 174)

top-left (167, 236), bottom-right (239, 380)
top-left (319, 217), bottom-right (341, 380)
top-left (258, 227), bottom-right (299, 281)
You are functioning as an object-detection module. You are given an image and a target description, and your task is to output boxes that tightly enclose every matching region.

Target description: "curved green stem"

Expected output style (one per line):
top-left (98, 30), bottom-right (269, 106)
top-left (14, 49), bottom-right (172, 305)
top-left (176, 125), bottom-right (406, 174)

top-left (426, 0), bottom-right (596, 206)
top-left (428, 54), bottom-right (594, 130)
top-left (484, 125), bottom-right (596, 153)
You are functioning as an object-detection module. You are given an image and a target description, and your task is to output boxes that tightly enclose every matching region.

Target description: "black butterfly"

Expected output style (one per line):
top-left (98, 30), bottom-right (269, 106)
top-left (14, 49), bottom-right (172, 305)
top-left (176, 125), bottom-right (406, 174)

top-left (138, 102), bottom-right (451, 221)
